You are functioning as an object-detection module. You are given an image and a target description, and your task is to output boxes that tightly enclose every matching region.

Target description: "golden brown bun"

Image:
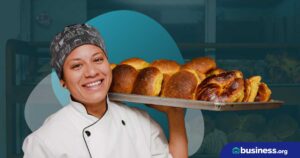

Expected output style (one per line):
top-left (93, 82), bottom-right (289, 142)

top-left (182, 69), bottom-right (205, 85)
top-left (110, 64), bottom-right (138, 94)
top-left (255, 82), bottom-right (272, 102)
top-left (245, 76), bottom-right (261, 102)
top-left (151, 59), bottom-right (182, 97)
top-left (162, 69), bottom-right (199, 100)
top-left (110, 63), bottom-right (117, 70)
top-left (159, 74), bottom-right (171, 96)
top-left (121, 58), bottom-right (150, 70)
top-left (196, 71), bottom-right (245, 102)
top-left (181, 57), bottom-right (217, 77)
top-left (151, 59), bottom-right (181, 75)
top-left (132, 67), bottom-right (163, 96)
top-left (206, 68), bottom-right (226, 77)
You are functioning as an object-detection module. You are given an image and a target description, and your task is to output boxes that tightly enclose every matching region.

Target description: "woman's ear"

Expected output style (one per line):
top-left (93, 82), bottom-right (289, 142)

top-left (60, 80), bottom-right (66, 88)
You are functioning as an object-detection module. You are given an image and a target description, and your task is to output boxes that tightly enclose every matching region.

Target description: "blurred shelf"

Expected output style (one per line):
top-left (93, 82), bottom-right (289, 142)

top-left (269, 84), bottom-right (300, 105)
top-left (6, 39), bottom-right (50, 157)
top-left (14, 85), bottom-right (35, 103)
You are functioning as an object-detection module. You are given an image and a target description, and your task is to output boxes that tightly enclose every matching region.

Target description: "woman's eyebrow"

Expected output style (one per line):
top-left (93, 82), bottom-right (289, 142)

top-left (68, 58), bottom-right (81, 62)
top-left (71, 58), bottom-right (82, 61)
top-left (66, 51), bottom-right (103, 64)
top-left (92, 52), bottom-right (104, 57)
top-left (65, 58), bottom-right (81, 65)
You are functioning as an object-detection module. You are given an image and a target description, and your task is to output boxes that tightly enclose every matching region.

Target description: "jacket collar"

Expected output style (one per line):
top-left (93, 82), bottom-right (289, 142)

top-left (70, 96), bottom-right (111, 122)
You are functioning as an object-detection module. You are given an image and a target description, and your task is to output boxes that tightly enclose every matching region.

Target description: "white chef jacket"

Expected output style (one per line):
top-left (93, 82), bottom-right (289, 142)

top-left (22, 97), bottom-right (172, 158)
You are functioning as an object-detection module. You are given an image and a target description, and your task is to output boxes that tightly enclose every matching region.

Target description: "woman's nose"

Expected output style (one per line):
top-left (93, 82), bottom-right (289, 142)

top-left (84, 64), bottom-right (98, 78)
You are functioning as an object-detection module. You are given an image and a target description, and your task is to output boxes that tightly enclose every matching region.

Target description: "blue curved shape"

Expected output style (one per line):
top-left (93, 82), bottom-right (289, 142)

top-left (51, 69), bottom-right (70, 106)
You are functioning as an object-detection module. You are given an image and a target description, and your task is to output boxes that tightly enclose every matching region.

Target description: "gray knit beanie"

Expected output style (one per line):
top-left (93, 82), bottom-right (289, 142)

top-left (50, 24), bottom-right (106, 79)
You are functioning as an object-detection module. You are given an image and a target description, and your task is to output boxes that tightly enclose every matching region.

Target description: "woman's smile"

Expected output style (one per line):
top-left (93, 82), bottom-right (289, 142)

top-left (82, 79), bottom-right (105, 90)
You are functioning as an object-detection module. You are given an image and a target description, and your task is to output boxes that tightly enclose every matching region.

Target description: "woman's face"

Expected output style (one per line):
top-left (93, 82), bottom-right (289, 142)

top-left (60, 44), bottom-right (112, 105)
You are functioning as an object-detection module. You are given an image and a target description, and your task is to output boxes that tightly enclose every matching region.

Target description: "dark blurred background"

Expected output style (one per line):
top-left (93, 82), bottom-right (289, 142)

top-left (1, 0), bottom-right (300, 157)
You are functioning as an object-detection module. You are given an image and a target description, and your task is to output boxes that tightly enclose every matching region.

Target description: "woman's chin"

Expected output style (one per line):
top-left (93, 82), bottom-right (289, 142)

top-left (84, 93), bottom-right (107, 104)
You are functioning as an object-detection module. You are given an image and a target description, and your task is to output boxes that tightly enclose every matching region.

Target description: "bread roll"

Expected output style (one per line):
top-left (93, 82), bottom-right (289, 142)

top-left (132, 67), bottom-right (163, 96)
top-left (151, 59), bottom-right (181, 95)
top-left (121, 58), bottom-right (150, 70)
top-left (110, 64), bottom-right (138, 94)
top-left (181, 57), bottom-right (216, 78)
top-left (151, 59), bottom-right (181, 75)
top-left (182, 69), bottom-right (205, 84)
top-left (255, 82), bottom-right (271, 102)
top-left (162, 69), bottom-right (199, 100)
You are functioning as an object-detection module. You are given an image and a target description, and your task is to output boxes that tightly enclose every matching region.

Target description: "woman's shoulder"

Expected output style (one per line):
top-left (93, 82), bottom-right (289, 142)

top-left (27, 105), bottom-right (77, 138)
top-left (109, 100), bottom-right (151, 121)
top-left (42, 104), bottom-right (75, 125)
top-left (22, 105), bottom-right (87, 156)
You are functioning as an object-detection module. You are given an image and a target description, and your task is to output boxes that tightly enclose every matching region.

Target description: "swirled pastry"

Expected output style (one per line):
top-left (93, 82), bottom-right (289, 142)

top-left (196, 71), bottom-right (245, 102)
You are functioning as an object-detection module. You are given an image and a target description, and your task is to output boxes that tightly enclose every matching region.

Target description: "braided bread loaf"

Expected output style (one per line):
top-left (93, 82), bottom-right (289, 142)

top-left (196, 71), bottom-right (245, 102)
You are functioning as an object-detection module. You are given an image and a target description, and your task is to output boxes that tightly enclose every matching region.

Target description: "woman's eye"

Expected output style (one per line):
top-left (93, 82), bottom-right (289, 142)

top-left (94, 57), bottom-right (104, 63)
top-left (71, 64), bottom-right (82, 70)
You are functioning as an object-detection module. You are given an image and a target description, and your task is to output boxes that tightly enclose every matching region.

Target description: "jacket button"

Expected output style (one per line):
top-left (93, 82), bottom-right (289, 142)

top-left (85, 130), bottom-right (91, 137)
top-left (121, 120), bottom-right (126, 126)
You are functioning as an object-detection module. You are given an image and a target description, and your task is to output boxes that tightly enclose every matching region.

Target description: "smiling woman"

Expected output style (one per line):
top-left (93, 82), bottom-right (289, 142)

top-left (22, 24), bottom-right (188, 158)
top-left (61, 45), bottom-right (112, 118)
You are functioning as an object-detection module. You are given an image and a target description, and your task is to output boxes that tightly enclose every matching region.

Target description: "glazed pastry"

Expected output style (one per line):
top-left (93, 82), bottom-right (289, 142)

top-left (196, 71), bottom-right (245, 102)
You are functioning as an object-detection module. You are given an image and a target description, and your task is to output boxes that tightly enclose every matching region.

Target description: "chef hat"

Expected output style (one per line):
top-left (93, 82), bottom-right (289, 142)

top-left (50, 23), bottom-right (106, 79)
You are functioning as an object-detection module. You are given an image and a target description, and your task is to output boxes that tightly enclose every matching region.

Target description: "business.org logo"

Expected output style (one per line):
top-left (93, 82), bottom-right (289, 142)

top-left (232, 147), bottom-right (240, 154)
top-left (231, 146), bottom-right (288, 156)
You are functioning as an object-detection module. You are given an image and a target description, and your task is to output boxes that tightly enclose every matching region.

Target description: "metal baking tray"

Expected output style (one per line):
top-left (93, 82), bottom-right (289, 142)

top-left (108, 93), bottom-right (284, 111)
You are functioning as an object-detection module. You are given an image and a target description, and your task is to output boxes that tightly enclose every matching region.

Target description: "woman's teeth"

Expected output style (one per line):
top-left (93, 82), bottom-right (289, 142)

top-left (86, 80), bottom-right (102, 87)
